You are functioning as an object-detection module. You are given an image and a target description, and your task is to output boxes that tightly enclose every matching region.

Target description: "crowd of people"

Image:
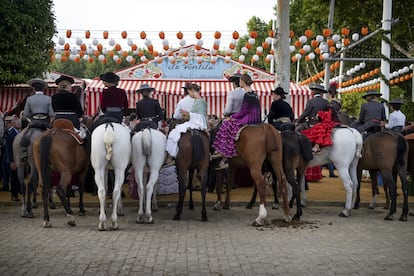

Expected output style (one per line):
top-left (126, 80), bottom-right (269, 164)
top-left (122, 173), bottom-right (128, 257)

top-left (0, 71), bottom-right (411, 202)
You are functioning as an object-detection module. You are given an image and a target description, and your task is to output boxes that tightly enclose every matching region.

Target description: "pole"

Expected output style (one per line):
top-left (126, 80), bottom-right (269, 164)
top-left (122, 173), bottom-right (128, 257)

top-left (270, 19), bottom-right (276, 74)
top-left (275, 0), bottom-right (290, 103)
top-left (323, 0), bottom-right (335, 92)
top-left (380, 0), bottom-right (392, 103)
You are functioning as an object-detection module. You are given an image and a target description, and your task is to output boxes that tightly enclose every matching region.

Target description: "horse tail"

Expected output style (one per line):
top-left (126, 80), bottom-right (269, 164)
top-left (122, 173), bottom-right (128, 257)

top-left (396, 134), bottom-right (407, 166)
top-left (103, 123), bottom-right (115, 161)
top-left (298, 132), bottom-right (313, 161)
top-left (191, 130), bottom-right (204, 162)
top-left (265, 124), bottom-right (279, 152)
top-left (39, 134), bottom-right (52, 191)
top-left (352, 128), bottom-right (363, 158)
top-left (141, 128), bottom-right (152, 156)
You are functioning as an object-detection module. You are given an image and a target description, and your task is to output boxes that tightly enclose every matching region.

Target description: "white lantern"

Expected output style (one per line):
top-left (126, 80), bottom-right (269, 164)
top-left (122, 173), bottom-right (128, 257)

top-left (226, 48), bottom-right (233, 55)
top-left (253, 54), bottom-right (259, 61)
top-left (183, 56), bottom-right (189, 63)
top-left (83, 54), bottom-right (89, 60)
top-left (266, 54), bottom-right (274, 61)
top-left (113, 55), bottom-right (119, 62)
top-left (109, 38), bottom-right (115, 46)
top-left (144, 39), bottom-right (152, 47)
top-left (398, 69), bottom-right (404, 75)
top-left (360, 62), bottom-right (366, 69)
top-left (241, 47), bottom-right (248, 54)
top-left (410, 64), bottom-right (414, 70)
top-left (332, 34), bottom-right (340, 42)
top-left (316, 35), bottom-right (324, 42)
top-left (58, 37), bottom-right (65, 46)
top-left (214, 39), bottom-right (220, 45)
top-left (162, 39), bottom-right (169, 46)
top-left (179, 39), bottom-right (186, 47)
top-left (303, 45), bottom-right (311, 52)
top-left (322, 53), bottom-right (330, 60)
top-left (299, 35), bottom-right (307, 44)
top-left (308, 53), bottom-right (315, 60)
top-left (55, 54), bottom-right (62, 60)
top-left (102, 48), bottom-right (108, 55)
top-left (239, 55), bottom-right (245, 62)
top-left (99, 55), bottom-right (105, 61)
top-left (225, 56), bottom-right (231, 62)
top-left (92, 38), bottom-right (99, 46)
top-left (87, 47), bottom-right (93, 54)
top-left (248, 38), bottom-right (255, 45)
top-left (139, 56), bottom-right (146, 62)
top-left (210, 49), bottom-right (217, 56)
top-left (265, 37), bottom-right (273, 45)
top-left (168, 56), bottom-right (175, 62)
top-left (127, 38), bottom-right (133, 47)
top-left (355, 65), bottom-right (361, 71)
top-left (211, 56), bottom-right (217, 62)
top-left (403, 66), bottom-right (409, 73)
top-left (295, 53), bottom-right (302, 60)
top-left (352, 33), bottom-right (359, 41)
top-left (256, 46), bottom-right (263, 54)
top-left (231, 39), bottom-right (237, 45)
top-left (76, 38), bottom-right (82, 46)
top-left (336, 42), bottom-right (342, 49)
top-left (196, 39), bottom-right (203, 46)
top-left (392, 71), bottom-right (399, 77)
top-left (289, 45), bottom-right (296, 52)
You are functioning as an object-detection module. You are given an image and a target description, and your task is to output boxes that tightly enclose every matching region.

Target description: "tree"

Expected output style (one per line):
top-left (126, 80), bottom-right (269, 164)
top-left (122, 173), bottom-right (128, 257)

top-left (0, 0), bottom-right (55, 85)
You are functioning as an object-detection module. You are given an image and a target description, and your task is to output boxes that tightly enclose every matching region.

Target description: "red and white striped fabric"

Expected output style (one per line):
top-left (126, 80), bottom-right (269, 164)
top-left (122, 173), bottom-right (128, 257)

top-left (0, 87), bottom-right (57, 114)
top-left (85, 79), bottom-right (312, 119)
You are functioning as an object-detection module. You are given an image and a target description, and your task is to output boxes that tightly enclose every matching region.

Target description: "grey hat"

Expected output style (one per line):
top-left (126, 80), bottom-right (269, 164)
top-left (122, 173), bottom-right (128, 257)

top-left (309, 83), bottom-right (327, 94)
top-left (136, 83), bottom-right (155, 93)
top-left (362, 90), bottom-right (382, 99)
top-left (28, 78), bottom-right (48, 89)
top-left (228, 73), bottom-right (242, 82)
top-left (388, 98), bottom-right (403, 105)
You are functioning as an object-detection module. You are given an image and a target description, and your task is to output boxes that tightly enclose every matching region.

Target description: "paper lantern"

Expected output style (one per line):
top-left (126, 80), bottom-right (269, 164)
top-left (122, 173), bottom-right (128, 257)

top-left (289, 30), bottom-right (295, 38)
top-left (121, 31), bottom-right (127, 39)
top-left (299, 35), bottom-right (307, 44)
top-left (140, 31), bottom-right (146, 39)
top-left (352, 33), bottom-right (359, 41)
top-left (322, 28), bottom-right (331, 37)
top-left (64, 43), bottom-right (70, 51)
top-left (97, 43), bottom-right (103, 51)
top-left (316, 35), bottom-right (324, 43)
top-left (248, 38), bottom-right (255, 45)
top-left (250, 31), bottom-right (258, 39)
top-left (85, 30), bottom-right (91, 39)
top-left (176, 31), bottom-right (183, 39)
top-left (361, 27), bottom-right (369, 36)
top-left (268, 30), bottom-right (274, 37)
top-left (114, 44), bottom-right (121, 51)
top-left (241, 47), bottom-right (248, 54)
top-left (159, 31), bottom-right (165, 39)
top-left (76, 38), bottom-right (82, 46)
top-left (103, 31), bottom-right (109, 39)
top-left (195, 31), bottom-right (202, 39)
top-left (58, 37), bottom-right (65, 46)
top-left (66, 29), bottom-right (72, 38)
top-left (239, 55), bottom-right (245, 62)
top-left (232, 31), bottom-right (239, 40)
top-left (92, 38), bottom-right (99, 46)
top-left (304, 29), bottom-right (313, 38)
top-left (214, 31), bottom-right (221, 39)
top-left (341, 28), bottom-right (350, 36)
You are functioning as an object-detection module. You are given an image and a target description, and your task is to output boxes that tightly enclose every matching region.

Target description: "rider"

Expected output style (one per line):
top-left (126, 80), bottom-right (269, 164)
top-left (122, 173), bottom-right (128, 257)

top-left (351, 90), bottom-right (386, 134)
top-left (134, 84), bottom-right (163, 132)
top-left (165, 83), bottom-right (207, 165)
top-left (267, 87), bottom-right (294, 131)
top-left (296, 83), bottom-right (329, 127)
top-left (172, 82), bottom-right (194, 121)
top-left (99, 72), bottom-right (129, 123)
top-left (212, 73), bottom-right (261, 164)
top-left (385, 98), bottom-right (406, 132)
top-left (223, 73), bottom-right (245, 117)
top-left (52, 75), bottom-right (84, 135)
top-left (20, 78), bottom-right (55, 151)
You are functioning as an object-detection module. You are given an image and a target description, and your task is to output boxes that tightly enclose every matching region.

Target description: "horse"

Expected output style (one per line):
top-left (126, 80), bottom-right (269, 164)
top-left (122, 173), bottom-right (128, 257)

top-left (131, 128), bottom-right (166, 224)
top-left (13, 127), bottom-right (57, 218)
top-left (32, 121), bottom-right (89, 228)
top-left (297, 124), bottom-right (364, 217)
top-left (355, 130), bottom-right (409, 221)
top-left (406, 134), bottom-right (414, 216)
top-left (173, 129), bottom-right (210, 221)
top-left (214, 124), bottom-right (291, 226)
top-left (91, 122), bottom-right (131, 231)
top-left (246, 130), bottom-right (312, 220)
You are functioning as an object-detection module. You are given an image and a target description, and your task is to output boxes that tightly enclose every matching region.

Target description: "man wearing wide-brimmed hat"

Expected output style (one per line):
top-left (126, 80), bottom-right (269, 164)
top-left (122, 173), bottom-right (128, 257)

top-left (351, 90), bottom-right (386, 133)
top-left (385, 98), bottom-right (406, 132)
top-left (296, 83), bottom-right (329, 124)
top-left (99, 72), bottom-right (128, 123)
top-left (172, 82), bottom-right (194, 120)
top-left (268, 87), bottom-right (294, 130)
top-left (23, 78), bottom-right (55, 130)
top-left (223, 73), bottom-right (245, 117)
top-left (134, 83), bottom-right (163, 132)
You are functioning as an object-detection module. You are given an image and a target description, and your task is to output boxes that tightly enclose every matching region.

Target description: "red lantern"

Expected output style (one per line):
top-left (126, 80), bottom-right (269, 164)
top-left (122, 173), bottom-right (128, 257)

top-left (289, 30), bottom-right (295, 38)
top-left (85, 30), bottom-right (90, 39)
top-left (121, 31), bottom-right (127, 39)
top-left (214, 31), bottom-right (221, 39)
top-left (341, 27), bottom-right (350, 36)
top-left (66, 29), bottom-right (72, 38)
top-left (176, 31), bottom-right (183, 39)
top-left (159, 31), bottom-right (165, 39)
top-left (103, 30), bottom-right (109, 39)
top-left (361, 27), bottom-right (369, 36)
top-left (140, 31), bottom-right (146, 39)
top-left (250, 31), bottom-right (258, 38)
top-left (232, 31), bottom-right (239, 40)
top-left (304, 29), bottom-right (313, 38)
top-left (195, 31), bottom-right (202, 39)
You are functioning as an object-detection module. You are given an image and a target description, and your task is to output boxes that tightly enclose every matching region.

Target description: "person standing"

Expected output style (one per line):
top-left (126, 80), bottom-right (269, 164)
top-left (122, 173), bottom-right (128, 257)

top-left (351, 90), bottom-right (386, 133)
top-left (165, 83), bottom-right (207, 164)
top-left (99, 72), bottom-right (129, 123)
top-left (172, 82), bottom-right (195, 120)
top-left (223, 73), bottom-right (245, 117)
top-left (52, 75), bottom-right (83, 130)
top-left (267, 87), bottom-right (294, 130)
top-left (134, 84), bottom-right (163, 132)
top-left (385, 98), bottom-right (406, 132)
top-left (296, 84), bottom-right (329, 126)
top-left (212, 73), bottom-right (261, 160)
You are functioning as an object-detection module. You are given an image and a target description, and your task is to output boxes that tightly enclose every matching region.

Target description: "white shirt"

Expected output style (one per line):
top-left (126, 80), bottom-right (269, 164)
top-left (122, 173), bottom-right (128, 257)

top-left (173, 95), bottom-right (195, 120)
top-left (386, 110), bottom-right (406, 129)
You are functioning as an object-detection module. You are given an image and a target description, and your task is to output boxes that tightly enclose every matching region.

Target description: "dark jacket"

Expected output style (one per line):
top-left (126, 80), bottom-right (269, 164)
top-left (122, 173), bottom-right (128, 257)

top-left (297, 95), bottom-right (329, 123)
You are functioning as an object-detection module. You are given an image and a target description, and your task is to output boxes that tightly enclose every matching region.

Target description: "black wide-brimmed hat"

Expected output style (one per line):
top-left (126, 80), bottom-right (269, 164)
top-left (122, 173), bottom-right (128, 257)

top-left (227, 73), bottom-right (242, 82)
top-left (181, 82), bottom-right (191, 92)
top-left (271, 87), bottom-right (288, 99)
top-left (362, 90), bottom-right (382, 99)
top-left (55, 75), bottom-right (74, 85)
top-left (100, 72), bottom-right (120, 84)
top-left (28, 78), bottom-right (48, 89)
top-left (136, 83), bottom-right (155, 93)
top-left (309, 83), bottom-right (327, 94)
top-left (388, 98), bottom-right (404, 105)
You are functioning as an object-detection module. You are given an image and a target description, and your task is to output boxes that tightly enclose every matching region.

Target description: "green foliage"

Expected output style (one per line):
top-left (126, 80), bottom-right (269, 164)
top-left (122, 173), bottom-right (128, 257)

top-left (0, 0), bottom-right (55, 85)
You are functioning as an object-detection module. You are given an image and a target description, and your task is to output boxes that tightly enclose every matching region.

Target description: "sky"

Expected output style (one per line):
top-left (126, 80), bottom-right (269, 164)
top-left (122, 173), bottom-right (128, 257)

top-left (52, 0), bottom-right (277, 49)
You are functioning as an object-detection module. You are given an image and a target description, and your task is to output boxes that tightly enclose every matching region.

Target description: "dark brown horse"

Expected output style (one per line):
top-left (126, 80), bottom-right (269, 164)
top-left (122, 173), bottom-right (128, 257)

top-left (355, 130), bottom-right (409, 221)
top-left (173, 129), bottom-right (210, 221)
top-left (33, 121), bottom-right (90, 228)
top-left (214, 124), bottom-right (290, 226)
top-left (405, 133), bottom-right (414, 216)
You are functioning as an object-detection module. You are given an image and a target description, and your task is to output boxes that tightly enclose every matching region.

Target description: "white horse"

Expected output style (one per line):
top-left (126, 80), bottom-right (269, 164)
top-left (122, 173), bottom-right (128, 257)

top-left (131, 128), bottom-right (166, 224)
top-left (302, 127), bottom-right (363, 217)
top-left (91, 122), bottom-right (131, 231)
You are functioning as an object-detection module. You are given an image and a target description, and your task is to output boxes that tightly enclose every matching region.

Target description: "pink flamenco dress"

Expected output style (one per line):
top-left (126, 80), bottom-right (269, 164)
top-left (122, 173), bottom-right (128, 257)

top-left (302, 108), bottom-right (340, 182)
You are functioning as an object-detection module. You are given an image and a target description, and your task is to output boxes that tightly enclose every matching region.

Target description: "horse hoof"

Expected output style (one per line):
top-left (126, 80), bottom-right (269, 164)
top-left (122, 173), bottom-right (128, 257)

top-left (338, 210), bottom-right (349, 218)
top-left (173, 215), bottom-right (180, 221)
top-left (399, 215), bottom-right (408, 222)
top-left (245, 203), bottom-right (254, 209)
top-left (384, 214), bottom-right (395, 221)
top-left (24, 212), bottom-right (34, 218)
top-left (33, 203), bottom-right (38, 209)
top-left (117, 212), bottom-right (124, 217)
top-left (43, 221), bottom-right (52, 228)
top-left (368, 204), bottom-right (375, 209)
top-left (146, 219), bottom-right (155, 224)
top-left (353, 204), bottom-right (359, 210)
top-left (251, 221), bottom-right (263, 227)
top-left (383, 205), bottom-right (389, 210)
top-left (292, 214), bottom-right (301, 221)
top-left (213, 203), bottom-right (221, 211)
top-left (67, 220), bottom-right (76, 227)
top-left (223, 205), bottom-right (230, 210)
top-left (110, 223), bottom-right (119, 230)
top-left (284, 215), bottom-right (292, 223)
top-left (272, 203), bottom-right (279, 210)
top-left (49, 203), bottom-right (56, 210)
top-left (79, 211), bottom-right (86, 216)
top-left (136, 217), bottom-right (145, 224)
top-left (201, 217), bottom-right (208, 222)
top-left (409, 211), bottom-right (414, 216)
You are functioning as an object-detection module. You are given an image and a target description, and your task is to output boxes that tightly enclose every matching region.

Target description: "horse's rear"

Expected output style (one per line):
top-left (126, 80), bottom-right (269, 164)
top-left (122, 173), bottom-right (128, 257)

top-left (357, 131), bottom-right (409, 221)
top-left (131, 128), bottom-right (166, 223)
top-left (174, 129), bottom-right (210, 221)
top-left (91, 123), bottom-right (131, 230)
top-left (33, 128), bottom-right (89, 228)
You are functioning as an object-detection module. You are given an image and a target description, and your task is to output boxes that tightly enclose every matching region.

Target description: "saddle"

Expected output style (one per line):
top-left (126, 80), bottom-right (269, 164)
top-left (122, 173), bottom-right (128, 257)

top-left (52, 119), bottom-right (84, 144)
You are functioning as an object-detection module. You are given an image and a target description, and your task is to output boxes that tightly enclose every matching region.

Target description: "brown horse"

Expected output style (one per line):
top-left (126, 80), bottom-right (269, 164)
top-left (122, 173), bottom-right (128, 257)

top-left (33, 121), bottom-right (90, 228)
top-left (173, 129), bottom-right (210, 221)
top-left (214, 124), bottom-right (290, 226)
top-left (355, 130), bottom-right (409, 221)
top-left (405, 133), bottom-right (414, 216)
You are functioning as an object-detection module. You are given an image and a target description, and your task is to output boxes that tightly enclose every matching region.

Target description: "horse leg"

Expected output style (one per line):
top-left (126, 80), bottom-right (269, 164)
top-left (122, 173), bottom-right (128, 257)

top-left (110, 168), bottom-right (125, 230)
top-left (144, 169), bottom-right (160, 224)
top-left (55, 172), bottom-right (76, 226)
top-left (188, 169), bottom-right (194, 210)
top-left (173, 167), bottom-right (187, 220)
top-left (246, 186), bottom-right (258, 209)
top-left (249, 165), bottom-right (268, 226)
top-left (271, 170), bottom-right (279, 209)
top-left (336, 165), bottom-right (354, 217)
top-left (213, 169), bottom-right (224, 210)
top-left (383, 171), bottom-right (397, 220)
top-left (136, 167), bottom-right (145, 223)
top-left (270, 159), bottom-right (291, 223)
top-left (286, 169), bottom-right (301, 221)
top-left (200, 168), bottom-right (208, 222)
top-left (349, 157), bottom-right (360, 210)
top-left (223, 166), bottom-right (234, 210)
top-left (398, 168), bottom-right (409, 221)
top-left (354, 168), bottom-right (362, 209)
top-left (368, 170), bottom-right (379, 209)
top-left (77, 169), bottom-right (88, 216)
top-left (95, 169), bottom-right (107, 231)
top-left (17, 166), bottom-right (30, 218)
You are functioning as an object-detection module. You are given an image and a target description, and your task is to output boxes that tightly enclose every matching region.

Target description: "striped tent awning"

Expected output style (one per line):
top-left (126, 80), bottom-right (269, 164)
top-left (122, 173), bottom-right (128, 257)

top-left (85, 79), bottom-right (311, 118)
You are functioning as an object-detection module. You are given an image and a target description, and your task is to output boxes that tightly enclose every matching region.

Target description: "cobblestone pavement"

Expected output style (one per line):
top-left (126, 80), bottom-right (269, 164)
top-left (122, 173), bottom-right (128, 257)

top-left (0, 202), bottom-right (413, 276)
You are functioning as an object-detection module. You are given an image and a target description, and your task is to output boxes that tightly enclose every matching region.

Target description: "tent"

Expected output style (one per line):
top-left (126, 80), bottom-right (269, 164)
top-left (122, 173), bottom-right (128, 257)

top-left (85, 45), bottom-right (311, 118)
top-left (0, 72), bottom-right (85, 115)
